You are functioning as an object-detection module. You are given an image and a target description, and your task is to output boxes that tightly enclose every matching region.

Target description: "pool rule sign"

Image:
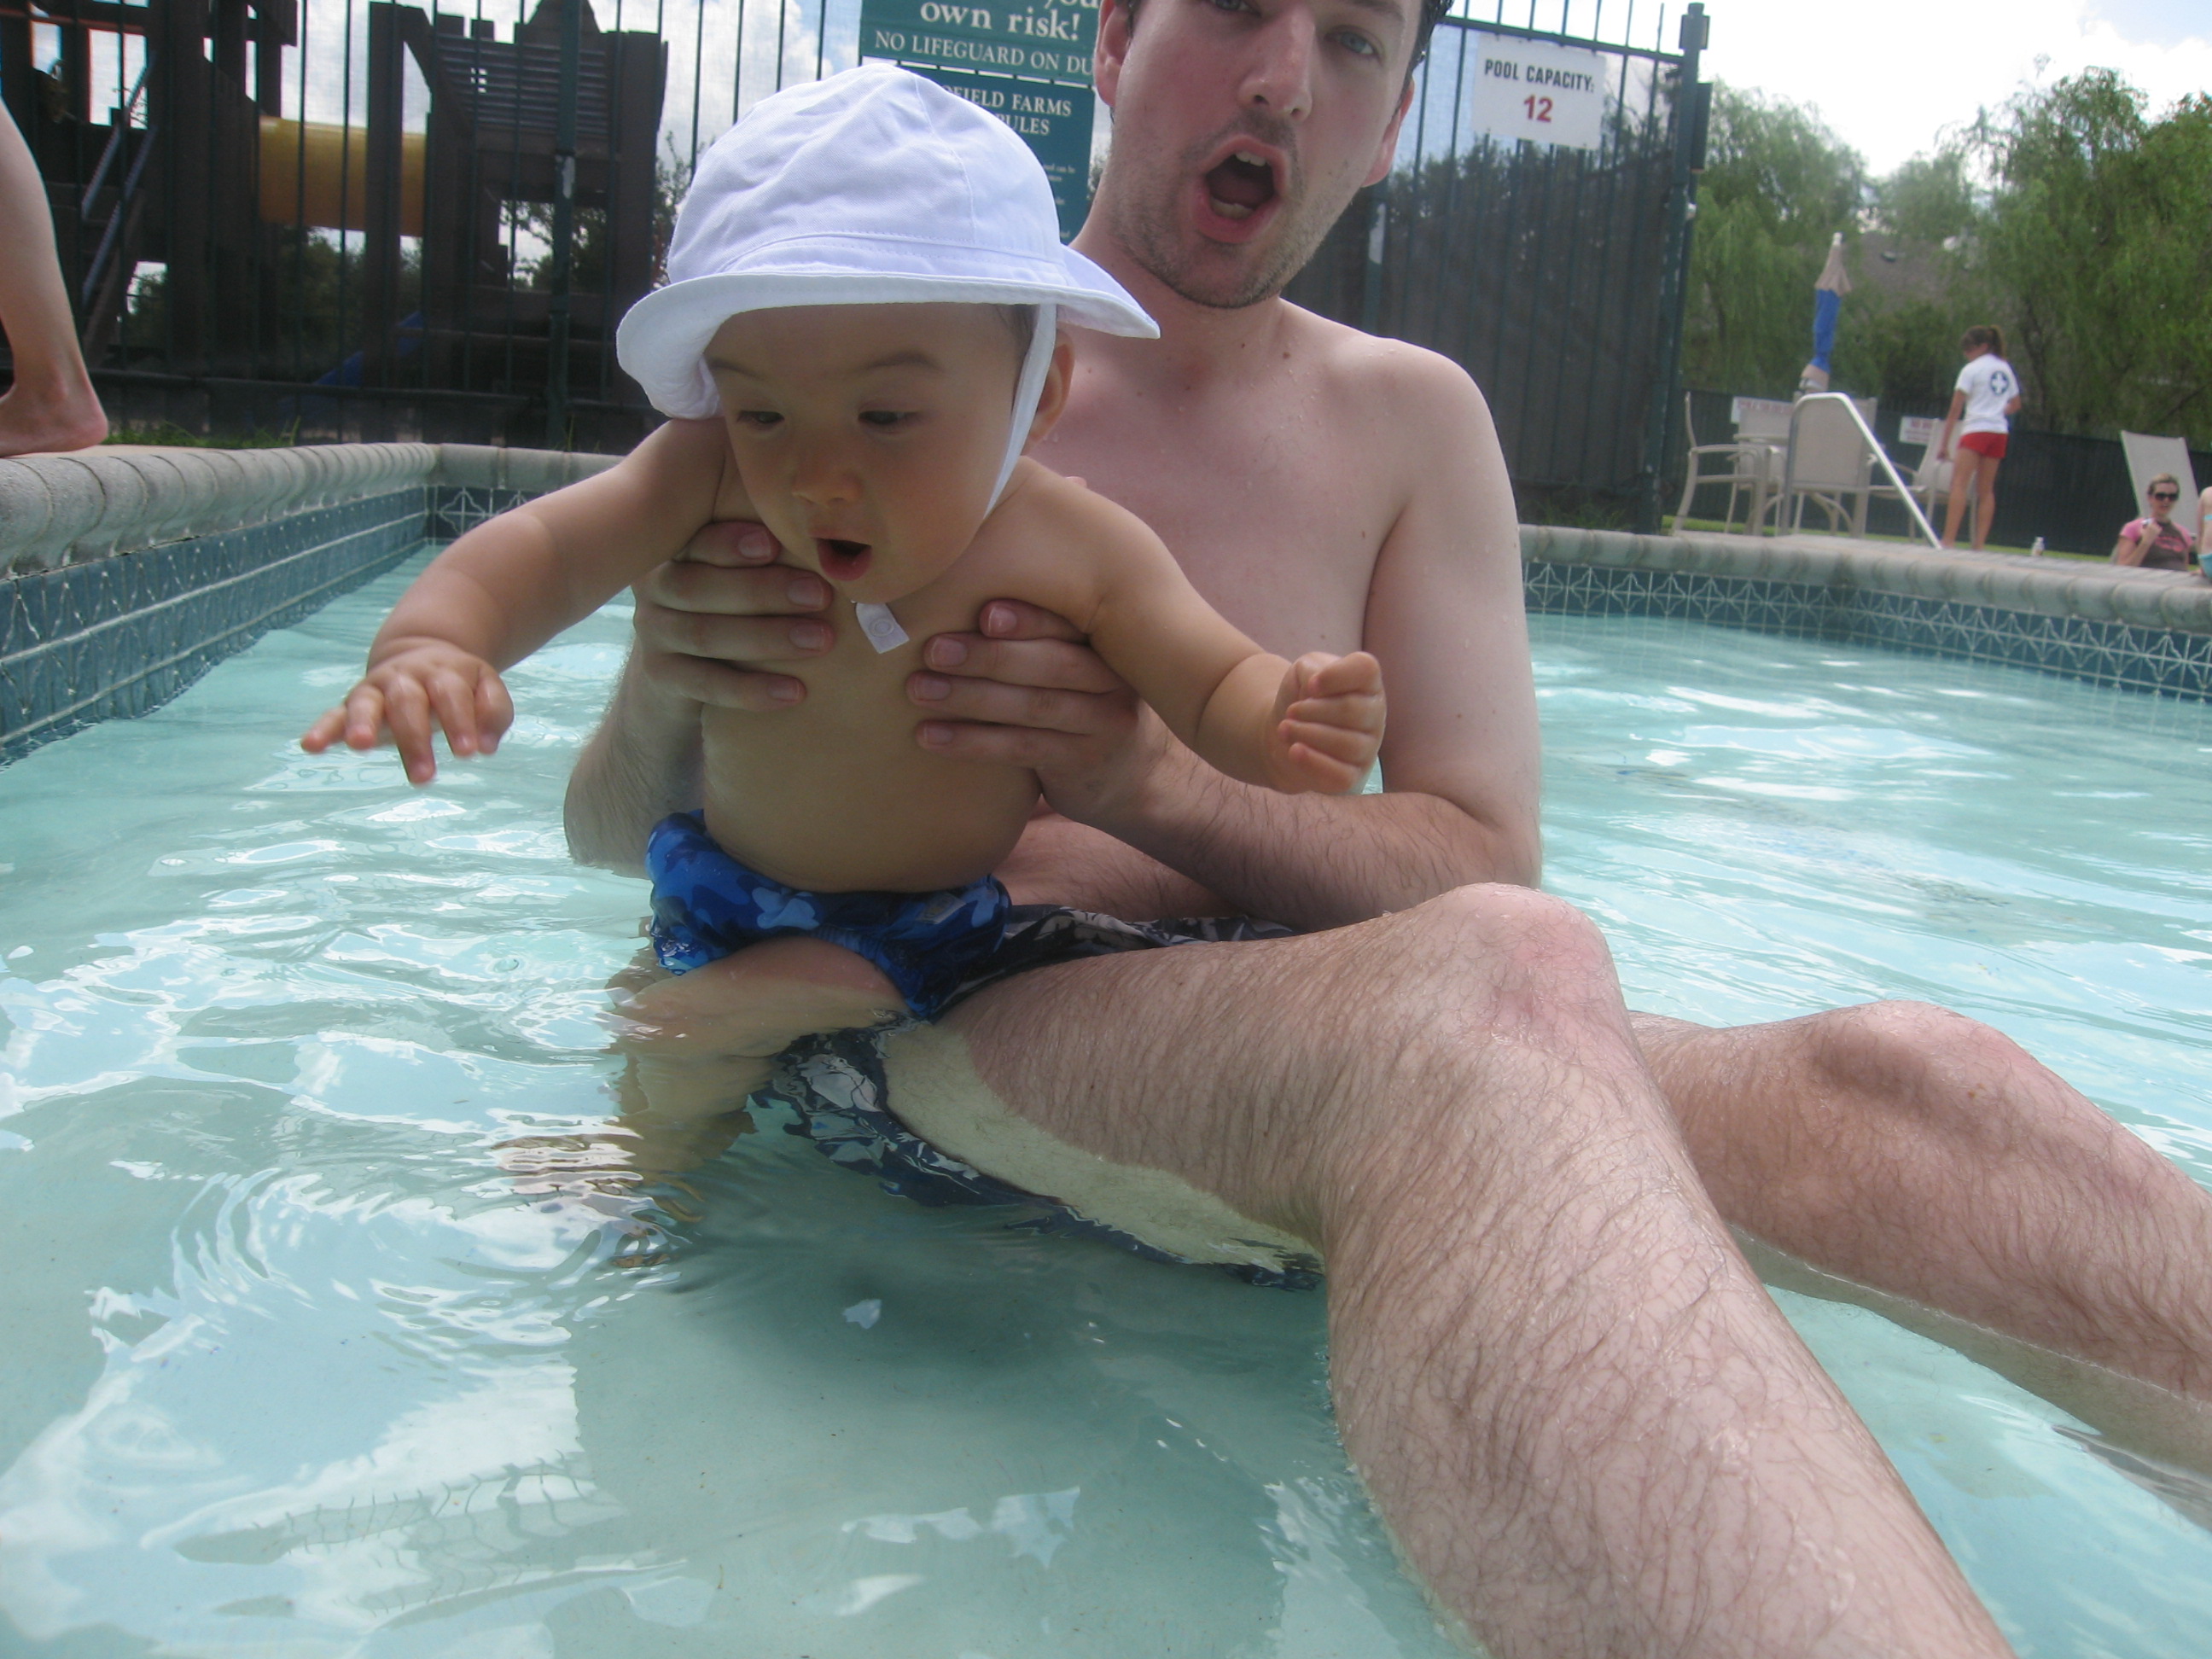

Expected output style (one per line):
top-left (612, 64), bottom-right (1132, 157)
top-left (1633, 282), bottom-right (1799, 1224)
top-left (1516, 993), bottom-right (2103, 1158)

top-left (1466, 30), bottom-right (1608, 153)
top-left (859, 0), bottom-right (1100, 237)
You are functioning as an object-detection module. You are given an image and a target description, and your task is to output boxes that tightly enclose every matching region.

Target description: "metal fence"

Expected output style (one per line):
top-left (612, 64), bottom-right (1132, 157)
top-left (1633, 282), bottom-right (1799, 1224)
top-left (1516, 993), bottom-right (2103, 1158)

top-left (2, 0), bottom-right (1707, 477)
top-left (2, 0), bottom-right (873, 449)
top-left (1288, 3), bottom-right (1708, 530)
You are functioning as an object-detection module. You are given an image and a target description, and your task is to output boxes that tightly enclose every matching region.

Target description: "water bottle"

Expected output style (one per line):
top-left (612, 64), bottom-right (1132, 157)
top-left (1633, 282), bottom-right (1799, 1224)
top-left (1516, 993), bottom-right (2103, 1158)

top-left (2031, 537), bottom-right (2046, 556)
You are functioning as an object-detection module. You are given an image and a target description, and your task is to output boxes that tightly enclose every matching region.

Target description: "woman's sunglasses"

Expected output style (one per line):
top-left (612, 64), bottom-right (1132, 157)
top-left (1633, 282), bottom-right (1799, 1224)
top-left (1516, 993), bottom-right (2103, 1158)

top-left (2151, 490), bottom-right (2180, 502)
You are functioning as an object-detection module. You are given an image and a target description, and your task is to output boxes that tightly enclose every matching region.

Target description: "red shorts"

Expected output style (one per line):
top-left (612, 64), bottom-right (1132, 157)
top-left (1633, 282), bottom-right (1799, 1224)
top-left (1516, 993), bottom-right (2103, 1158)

top-left (1958, 431), bottom-right (2008, 459)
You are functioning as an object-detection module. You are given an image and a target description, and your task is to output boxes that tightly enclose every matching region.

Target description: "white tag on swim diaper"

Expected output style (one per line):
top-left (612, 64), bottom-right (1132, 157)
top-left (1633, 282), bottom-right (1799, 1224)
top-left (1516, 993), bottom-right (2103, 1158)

top-left (854, 601), bottom-right (908, 653)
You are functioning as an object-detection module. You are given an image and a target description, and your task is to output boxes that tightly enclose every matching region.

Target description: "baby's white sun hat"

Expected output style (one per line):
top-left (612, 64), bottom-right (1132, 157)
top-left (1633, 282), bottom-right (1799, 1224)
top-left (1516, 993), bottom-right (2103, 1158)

top-left (618, 63), bottom-right (1155, 505)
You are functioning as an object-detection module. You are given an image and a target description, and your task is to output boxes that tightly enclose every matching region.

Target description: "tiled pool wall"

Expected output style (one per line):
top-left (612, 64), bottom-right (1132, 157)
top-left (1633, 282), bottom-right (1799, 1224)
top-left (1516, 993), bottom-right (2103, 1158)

top-left (1523, 527), bottom-right (2212, 702)
top-left (0, 445), bottom-right (612, 764)
top-left (5, 444), bottom-right (2209, 766)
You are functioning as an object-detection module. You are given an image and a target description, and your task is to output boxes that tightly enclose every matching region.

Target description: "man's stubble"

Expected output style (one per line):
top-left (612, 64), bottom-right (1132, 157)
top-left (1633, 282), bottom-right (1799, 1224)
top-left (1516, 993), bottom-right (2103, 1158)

top-left (1103, 114), bottom-right (1359, 311)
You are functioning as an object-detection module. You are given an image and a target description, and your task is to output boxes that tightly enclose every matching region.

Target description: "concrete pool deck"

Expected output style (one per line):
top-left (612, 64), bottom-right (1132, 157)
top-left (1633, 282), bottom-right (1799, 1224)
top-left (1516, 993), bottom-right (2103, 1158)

top-left (3, 443), bottom-right (2209, 765)
top-left (1524, 525), bottom-right (2212, 637)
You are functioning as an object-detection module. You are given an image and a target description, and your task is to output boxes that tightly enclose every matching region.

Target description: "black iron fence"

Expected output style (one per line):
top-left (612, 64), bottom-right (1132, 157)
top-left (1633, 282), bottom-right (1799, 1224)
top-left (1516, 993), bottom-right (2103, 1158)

top-left (1289, 4), bottom-right (1708, 530)
top-left (3, 0), bottom-right (1711, 475)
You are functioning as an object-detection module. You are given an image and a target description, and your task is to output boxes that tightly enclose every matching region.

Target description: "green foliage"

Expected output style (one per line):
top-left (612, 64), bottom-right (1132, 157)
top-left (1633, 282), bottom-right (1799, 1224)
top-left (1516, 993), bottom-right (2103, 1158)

top-left (1966, 72), bottom-right (2212, 443)
top-left (104, 422), bottom-right (300, 448)
top-left (1680, 85), bottom-right (1866, 399)
top-left (1680, 72), bottom-right (2212, 444)
top-left (1876, 148), bottom-right (1976, 246)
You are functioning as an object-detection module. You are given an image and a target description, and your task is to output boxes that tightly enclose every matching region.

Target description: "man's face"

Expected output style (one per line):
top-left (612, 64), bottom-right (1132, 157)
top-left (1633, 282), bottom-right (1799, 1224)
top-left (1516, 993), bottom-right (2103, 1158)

top-left (706, 304), bottom-right (1027, 606)
top-left (1088, 0), bottom-right (1417, 309)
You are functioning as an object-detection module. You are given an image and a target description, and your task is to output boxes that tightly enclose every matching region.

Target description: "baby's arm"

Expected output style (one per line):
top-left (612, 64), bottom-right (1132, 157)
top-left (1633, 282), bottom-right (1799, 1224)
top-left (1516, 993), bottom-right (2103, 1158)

top-left (1061, 490), bottom-right (1383, 795)
top-left (302, 420), bottom-right (736, 782)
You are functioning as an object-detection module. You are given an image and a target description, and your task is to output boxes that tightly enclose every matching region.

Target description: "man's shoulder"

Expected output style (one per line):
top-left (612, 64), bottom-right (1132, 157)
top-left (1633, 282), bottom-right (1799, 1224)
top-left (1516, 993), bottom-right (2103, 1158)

top-left (1278, 302), bottom-right (1495, 431)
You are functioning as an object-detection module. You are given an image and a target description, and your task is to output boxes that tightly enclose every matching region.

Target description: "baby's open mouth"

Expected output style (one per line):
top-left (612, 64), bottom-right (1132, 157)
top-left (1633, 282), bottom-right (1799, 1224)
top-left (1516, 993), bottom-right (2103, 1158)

top-left (817, 538), bottom-right (873, 580)
top-left (1205, 150), bottom-right (1277, 221)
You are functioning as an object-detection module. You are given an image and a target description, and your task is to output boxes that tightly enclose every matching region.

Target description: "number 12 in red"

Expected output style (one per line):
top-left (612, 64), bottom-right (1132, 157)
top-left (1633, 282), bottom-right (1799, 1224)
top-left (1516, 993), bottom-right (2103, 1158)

top-left (1523, 95), bottom-right (1554, 122)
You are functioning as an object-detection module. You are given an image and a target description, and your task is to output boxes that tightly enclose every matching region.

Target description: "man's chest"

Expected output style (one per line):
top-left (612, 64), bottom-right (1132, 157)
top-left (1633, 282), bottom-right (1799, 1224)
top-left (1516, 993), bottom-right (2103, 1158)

top-left (1036, 402), bottom-right (1391, 656)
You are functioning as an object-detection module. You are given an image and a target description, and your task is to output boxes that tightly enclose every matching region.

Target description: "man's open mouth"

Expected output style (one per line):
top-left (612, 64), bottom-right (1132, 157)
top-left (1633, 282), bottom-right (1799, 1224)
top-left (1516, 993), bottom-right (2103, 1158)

top-left (1204, 149), bottom-right (1278, 222)
top-left (818, 538), bottom-right (873, 580)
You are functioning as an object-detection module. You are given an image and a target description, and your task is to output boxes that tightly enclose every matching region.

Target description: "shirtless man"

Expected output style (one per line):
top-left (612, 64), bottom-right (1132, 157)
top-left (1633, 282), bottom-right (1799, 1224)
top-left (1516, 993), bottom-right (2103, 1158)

top-left (564, 0), bottom-right (2212, 1651)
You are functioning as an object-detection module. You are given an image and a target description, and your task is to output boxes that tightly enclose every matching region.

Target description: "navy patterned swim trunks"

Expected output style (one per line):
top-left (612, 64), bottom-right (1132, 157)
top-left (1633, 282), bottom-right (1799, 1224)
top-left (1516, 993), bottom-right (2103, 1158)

top-left (750, 905), bottom-right (1321, 1290)
top-left (646, 811), bottom-right (1013, 1019)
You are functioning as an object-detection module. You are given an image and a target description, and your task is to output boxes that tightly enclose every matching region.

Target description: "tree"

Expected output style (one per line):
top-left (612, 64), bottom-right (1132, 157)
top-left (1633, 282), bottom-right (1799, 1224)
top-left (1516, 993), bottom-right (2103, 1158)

top-left (1965, 73), bottom-right (2212, 444)
top-left (1680, 85), bottom-right (1866, 399)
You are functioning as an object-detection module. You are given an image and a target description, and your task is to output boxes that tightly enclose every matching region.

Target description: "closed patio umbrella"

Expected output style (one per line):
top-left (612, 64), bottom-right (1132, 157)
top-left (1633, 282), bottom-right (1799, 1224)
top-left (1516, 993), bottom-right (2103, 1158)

top-left (1798, 231), bottom-right (1851, 395)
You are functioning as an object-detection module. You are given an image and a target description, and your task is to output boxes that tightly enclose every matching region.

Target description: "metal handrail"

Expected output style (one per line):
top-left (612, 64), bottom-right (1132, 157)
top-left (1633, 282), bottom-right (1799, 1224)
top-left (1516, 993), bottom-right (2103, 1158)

top-left (1780, 393), bottom-right (1942, 550)
top-left (79, 62), bottom-right (151, 218)
top-left (80, 118), bottom-right (158, 309)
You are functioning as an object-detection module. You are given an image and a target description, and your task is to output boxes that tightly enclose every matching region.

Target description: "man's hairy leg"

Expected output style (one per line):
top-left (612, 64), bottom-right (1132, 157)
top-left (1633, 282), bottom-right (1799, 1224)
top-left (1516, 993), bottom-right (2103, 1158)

top-left (1639, 1006), bottom-right (2212, 1459)
top-left (930, 888), bottom-right (2009, 1658)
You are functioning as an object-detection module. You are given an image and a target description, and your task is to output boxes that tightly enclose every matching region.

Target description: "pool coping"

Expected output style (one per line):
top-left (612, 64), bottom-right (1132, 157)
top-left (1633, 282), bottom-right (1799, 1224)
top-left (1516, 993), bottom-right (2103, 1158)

top-left (1522, 525), bottom-right (2212, 637)
top-left (7, 445), bottom-right (2210, 770)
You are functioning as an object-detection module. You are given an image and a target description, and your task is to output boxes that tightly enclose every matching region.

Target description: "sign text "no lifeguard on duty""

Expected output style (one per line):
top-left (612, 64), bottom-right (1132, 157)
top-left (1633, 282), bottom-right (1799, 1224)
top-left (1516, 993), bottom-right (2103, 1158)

top-left (862, 0), bottom-right (1099, 85)
top-left (860, 0), bottom-right (1101, 237)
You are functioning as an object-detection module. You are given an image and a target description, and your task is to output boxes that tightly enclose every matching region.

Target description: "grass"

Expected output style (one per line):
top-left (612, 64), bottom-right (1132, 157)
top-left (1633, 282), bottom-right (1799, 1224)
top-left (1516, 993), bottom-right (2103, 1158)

top-left (103, 422), bottom-right (301, 449)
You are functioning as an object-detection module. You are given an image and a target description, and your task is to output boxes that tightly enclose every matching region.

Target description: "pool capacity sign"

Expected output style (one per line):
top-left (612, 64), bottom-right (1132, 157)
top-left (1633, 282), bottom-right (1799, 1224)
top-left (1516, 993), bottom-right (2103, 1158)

top-left (859, 0), bottom-right (1100, 238)
top-left (1467, 31), bottom-right (1608, 153)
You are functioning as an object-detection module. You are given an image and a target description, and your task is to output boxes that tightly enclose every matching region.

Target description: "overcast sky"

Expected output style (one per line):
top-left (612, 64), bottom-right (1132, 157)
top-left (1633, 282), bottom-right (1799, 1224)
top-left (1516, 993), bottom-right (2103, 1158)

top-left (1699, 0), bottom-right (2212, 174)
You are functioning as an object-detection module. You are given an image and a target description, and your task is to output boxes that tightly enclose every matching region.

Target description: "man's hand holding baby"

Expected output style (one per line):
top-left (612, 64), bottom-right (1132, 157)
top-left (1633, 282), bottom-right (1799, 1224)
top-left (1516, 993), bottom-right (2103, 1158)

top-left (300, 639), bottom-right (514, 785)
top-left (632, 521), bottom-right (835, 712)
top-left (1267, 652), bottom-right (1385, 794)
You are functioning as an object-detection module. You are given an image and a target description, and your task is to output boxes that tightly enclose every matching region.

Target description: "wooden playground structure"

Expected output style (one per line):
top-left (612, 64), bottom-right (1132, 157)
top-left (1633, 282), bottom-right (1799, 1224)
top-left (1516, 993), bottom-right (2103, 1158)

top-left (0, 0), bottom-right (667, 438)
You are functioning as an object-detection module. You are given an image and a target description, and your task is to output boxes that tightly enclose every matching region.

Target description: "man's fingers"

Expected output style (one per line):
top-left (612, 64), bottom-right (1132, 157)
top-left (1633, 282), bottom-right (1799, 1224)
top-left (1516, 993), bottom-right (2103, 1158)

top-left (642, 559), bottom-right (831, 620)
top-left (672, 520), bottom-right (782, 568)
top-left (636, 594), bottom-right (832, 662)
top-left (918, 632), bottom-right (1128, 695)
top-left (914, 719), bottom-right (1090, 770)
top-left (646, 649), bottom-right (807, 712)
top-left (975, 598), bottom-right (1089, 643)
top-left (908, 672), bottom-right (1130, 736)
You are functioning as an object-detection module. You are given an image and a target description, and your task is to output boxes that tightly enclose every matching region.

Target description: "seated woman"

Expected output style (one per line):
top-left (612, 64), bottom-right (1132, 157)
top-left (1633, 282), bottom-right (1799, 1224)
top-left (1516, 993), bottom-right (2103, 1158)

top-left (2111, 473), bottom-right (2197, 570)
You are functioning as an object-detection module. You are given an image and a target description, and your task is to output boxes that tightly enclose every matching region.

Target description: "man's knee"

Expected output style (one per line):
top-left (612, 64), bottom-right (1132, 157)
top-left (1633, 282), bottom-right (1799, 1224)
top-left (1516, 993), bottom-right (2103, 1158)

top-left (1804, 999), bottom-right (2087, 1154)
top-left (1399, 882), bottom-right (1616, 985)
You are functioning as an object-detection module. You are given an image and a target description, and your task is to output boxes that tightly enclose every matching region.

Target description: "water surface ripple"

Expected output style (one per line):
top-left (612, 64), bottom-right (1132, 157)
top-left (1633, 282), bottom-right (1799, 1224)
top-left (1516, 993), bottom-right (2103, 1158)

top-left (0, 563), bottom-right (2207, 1655)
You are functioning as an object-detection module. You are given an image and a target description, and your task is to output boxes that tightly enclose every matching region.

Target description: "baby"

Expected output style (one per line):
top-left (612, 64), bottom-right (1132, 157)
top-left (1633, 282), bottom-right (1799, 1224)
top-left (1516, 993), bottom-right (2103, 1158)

top-left (302, 66), bottom-right (1382, 1121)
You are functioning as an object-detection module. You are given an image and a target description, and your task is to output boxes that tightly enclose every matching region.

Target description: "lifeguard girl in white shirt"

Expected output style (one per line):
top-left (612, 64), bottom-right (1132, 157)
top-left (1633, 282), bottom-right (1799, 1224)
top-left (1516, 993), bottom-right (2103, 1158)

top-left (1935, 323), bottom-right (2023, 550)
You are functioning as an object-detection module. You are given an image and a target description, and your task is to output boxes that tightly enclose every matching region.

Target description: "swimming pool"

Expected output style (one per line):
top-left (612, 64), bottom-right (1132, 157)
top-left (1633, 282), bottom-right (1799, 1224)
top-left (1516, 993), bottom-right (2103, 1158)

top-left (2, 550), bottom-right (2209, 1656)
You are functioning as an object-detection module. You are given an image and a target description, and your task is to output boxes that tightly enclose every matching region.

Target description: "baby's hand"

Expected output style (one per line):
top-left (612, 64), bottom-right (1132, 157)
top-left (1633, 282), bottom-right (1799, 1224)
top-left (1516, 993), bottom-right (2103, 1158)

top-left (299, 641), bottom-right (514, 784)
top-left (1266, 651), bottom-right (1384, 794)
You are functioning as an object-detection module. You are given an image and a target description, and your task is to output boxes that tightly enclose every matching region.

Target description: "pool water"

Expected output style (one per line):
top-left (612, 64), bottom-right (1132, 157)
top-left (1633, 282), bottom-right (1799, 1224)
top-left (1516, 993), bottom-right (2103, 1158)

top-left (0, 552), bottom-right (2209, 1656)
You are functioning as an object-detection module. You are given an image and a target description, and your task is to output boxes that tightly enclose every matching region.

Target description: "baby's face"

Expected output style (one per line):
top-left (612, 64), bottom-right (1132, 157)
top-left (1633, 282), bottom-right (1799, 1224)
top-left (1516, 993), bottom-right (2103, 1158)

top-left (705, 303), bottom-right (1027, 605)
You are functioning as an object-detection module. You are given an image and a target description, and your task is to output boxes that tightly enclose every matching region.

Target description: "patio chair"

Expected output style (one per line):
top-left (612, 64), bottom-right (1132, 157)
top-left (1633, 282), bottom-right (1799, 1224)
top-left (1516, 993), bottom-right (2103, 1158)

top-left (1766, 395), bottom-right (1878, 534)
top-left (1766, 393), bottom-right (1941, 548)
top-left (1674, 395), bottom-right (1785, 533)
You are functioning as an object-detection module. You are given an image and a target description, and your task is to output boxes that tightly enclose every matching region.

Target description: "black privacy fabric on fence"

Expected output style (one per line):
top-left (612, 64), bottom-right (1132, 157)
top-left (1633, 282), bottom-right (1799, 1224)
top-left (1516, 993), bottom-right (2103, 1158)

top-left (1288, 9), bottom-right (1701, 522)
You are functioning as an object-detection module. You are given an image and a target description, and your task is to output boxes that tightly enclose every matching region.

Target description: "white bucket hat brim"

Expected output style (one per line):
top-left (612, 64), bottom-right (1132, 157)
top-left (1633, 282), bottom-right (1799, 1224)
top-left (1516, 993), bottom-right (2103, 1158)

top-left (620, 253), bottom-right (1155, 423)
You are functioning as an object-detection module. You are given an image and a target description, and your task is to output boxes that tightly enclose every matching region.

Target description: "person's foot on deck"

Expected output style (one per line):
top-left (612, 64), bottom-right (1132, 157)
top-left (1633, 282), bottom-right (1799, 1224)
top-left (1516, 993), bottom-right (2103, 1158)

top-left (0, 377), bottom-right (108, 457)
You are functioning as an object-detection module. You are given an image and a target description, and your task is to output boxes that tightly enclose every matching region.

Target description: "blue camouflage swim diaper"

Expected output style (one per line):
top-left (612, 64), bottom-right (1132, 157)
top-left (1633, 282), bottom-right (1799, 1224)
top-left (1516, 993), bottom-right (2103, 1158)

top-left (644, 811), bottom-right (1012, 1018)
